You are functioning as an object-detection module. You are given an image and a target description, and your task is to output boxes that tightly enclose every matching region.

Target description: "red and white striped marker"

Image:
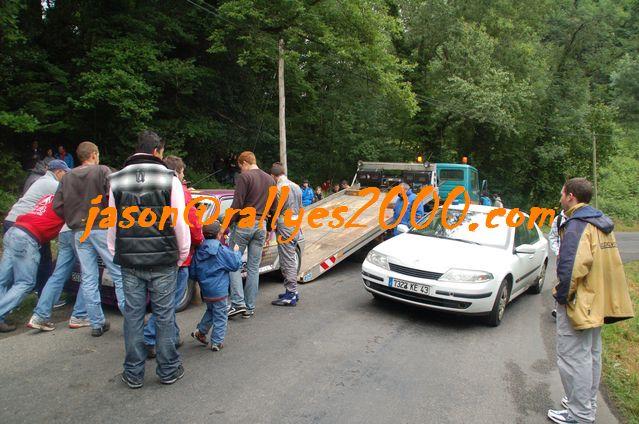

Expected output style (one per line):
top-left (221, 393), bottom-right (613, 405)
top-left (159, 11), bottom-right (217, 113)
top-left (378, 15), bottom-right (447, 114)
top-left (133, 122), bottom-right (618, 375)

top-left (319, 256), bottom-right (337, 273)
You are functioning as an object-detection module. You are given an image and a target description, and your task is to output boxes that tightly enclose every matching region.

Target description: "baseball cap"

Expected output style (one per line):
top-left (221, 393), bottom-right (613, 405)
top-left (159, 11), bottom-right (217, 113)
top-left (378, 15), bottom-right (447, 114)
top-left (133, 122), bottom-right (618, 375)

top-left (203, 221), bottom-right (222, 238)
top-left (48, 159), bottom-right (70, 172)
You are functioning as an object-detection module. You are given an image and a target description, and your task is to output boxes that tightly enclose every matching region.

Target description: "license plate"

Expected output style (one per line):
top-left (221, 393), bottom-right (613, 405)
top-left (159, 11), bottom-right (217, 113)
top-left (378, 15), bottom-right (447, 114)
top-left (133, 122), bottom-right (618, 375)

top-left (391, 278), bottom-right (430, 295)
top-left (71, 272), bottom-right (81, 283)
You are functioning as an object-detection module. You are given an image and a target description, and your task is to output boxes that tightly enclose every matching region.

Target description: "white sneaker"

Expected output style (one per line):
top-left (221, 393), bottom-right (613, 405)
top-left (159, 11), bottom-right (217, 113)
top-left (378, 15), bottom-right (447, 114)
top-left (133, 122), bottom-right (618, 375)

top-left (547, 409), bottom-right (579, 424)
top-left (68, 316), bottom-right (91, 329)
top-left (26, 316), bottom-right (55, 331)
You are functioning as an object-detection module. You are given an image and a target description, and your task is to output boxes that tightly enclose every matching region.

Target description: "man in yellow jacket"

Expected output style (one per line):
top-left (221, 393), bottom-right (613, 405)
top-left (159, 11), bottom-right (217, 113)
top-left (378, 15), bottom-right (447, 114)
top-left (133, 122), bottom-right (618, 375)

top-left (547, 178), bottom-right (634, 424)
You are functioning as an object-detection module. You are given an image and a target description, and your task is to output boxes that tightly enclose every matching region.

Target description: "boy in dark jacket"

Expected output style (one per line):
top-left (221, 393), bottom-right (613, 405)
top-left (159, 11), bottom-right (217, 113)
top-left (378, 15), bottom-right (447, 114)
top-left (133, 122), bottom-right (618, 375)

top-left (190, 222), bottom-right (241, 351)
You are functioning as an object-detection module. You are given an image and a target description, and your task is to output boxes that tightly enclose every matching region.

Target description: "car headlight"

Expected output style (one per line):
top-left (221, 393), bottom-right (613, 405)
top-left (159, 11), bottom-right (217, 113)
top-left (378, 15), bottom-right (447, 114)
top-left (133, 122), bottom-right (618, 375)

top-left (439, 268), bottom-right (493, 283)
top-left (366, 251), bottom-right (389, 270)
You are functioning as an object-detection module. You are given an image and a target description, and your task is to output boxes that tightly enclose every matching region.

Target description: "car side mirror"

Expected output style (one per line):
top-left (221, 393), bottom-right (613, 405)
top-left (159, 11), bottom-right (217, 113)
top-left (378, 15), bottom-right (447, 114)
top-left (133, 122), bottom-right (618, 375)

top-left (397, 224), bottom-right (410, 234)
top-left (515, 244), bottom-right (535, 255)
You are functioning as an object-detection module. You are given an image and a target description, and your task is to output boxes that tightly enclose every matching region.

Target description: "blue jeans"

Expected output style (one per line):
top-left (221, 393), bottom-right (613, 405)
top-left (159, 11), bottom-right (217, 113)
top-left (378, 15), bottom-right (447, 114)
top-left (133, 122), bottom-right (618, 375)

top-left (3, 220), bottom-right (53, 296)
top-left (0, 228), bottom-right (41, 322)
top-left (229, 222), bottom-right (266, 311)
top-left (74, 229), bottom-right (124, 329)
top-left (33, 231), bottom-right (87, 321)
top-left (197, 298), bottom-right (228, 345)
top-left (34, 241), bottom-right (53, 296)
top-left (143, 266), bottom-right (188, 346)
top-left (122, 266), bottom-right (181, 382)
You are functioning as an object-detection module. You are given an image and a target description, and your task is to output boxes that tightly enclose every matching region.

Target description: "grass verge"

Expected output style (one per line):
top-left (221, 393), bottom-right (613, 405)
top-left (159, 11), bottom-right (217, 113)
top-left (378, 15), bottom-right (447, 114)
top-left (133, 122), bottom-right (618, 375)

top-left (615, 221), bottom-right (639, 232)
top-left (602, 261), bottom-right (639, 424)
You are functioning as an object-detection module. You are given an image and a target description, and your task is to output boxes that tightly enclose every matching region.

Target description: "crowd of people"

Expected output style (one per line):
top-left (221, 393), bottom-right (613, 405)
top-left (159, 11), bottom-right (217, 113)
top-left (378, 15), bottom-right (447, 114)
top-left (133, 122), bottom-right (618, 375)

top-left (480, 192), bottom-right (503, 207)
top-left (299, 178), bottom-right (351, 207)
top-left (0, 134), bottom-right (309, 388)
top-left (22, 141), bottom-right (75, 194)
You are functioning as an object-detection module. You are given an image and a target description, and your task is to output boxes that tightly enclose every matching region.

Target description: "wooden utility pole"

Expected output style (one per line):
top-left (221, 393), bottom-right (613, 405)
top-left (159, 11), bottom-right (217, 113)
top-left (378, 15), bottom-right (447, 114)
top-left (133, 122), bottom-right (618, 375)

top-left (278, 38), bottom-right (287, 174)
top-left (592, 131), bottom-right (598, 208)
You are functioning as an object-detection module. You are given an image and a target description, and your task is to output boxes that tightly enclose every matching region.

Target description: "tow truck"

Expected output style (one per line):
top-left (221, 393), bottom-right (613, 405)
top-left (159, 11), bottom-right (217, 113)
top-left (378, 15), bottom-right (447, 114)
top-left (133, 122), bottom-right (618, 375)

top-left (296, 160), bottom-right (486, 283)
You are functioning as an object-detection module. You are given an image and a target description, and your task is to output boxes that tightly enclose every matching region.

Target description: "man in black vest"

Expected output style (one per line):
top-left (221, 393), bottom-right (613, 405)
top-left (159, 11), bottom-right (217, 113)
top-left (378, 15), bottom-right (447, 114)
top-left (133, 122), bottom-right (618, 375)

top-left (107, 131), bottom-right (190, 389)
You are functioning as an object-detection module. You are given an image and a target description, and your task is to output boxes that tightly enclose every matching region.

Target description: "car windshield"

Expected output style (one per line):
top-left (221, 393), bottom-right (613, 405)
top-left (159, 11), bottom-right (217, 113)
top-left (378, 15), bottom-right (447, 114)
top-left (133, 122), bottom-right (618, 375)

top-left (409, 208), bottom-right (510, 249)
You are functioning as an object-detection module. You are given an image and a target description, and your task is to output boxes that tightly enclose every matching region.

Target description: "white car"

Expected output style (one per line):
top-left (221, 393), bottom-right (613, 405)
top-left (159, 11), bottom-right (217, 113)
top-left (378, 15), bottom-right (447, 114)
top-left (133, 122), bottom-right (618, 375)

top-left (362, 205), bottom-right (548, 326)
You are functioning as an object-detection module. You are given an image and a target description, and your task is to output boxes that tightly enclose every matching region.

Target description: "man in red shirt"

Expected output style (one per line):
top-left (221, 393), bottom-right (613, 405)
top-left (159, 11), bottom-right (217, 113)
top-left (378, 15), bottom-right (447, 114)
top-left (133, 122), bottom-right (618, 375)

top-left (0, 194), bottom-right (65, 332)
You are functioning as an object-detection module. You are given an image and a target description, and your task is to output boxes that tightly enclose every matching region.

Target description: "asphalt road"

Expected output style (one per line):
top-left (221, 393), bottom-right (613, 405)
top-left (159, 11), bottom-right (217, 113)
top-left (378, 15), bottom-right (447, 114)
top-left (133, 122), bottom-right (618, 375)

top-left (0, 234), bottom-right (636, 423)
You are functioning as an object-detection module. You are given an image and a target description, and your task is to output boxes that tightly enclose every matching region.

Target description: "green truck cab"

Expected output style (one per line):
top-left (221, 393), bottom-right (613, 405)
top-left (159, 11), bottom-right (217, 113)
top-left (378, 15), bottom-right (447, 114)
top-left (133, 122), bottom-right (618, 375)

top-left (435, 163), bottom-right (485, 205)
top-left (354, 160), bottom-right (487, 208)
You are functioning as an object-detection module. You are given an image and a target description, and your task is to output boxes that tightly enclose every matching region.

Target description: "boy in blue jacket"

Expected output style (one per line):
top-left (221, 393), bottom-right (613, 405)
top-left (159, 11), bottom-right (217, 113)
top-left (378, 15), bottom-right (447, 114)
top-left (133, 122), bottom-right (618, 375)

top-left (190, 221), bottom-right (241, 351)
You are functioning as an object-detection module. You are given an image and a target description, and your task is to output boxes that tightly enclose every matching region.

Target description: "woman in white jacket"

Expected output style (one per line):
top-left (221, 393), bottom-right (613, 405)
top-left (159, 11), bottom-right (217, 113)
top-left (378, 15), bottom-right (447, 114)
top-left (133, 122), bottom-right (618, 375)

top-left (548, 210), bottom-right (566, 318)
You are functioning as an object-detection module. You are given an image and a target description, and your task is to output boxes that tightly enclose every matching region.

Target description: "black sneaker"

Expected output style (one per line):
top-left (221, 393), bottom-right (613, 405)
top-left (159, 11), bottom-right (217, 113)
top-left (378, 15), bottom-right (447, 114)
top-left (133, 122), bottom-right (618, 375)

top-left (242, 309), bottom-right (255, 319)
top-left (0, 321), bottom-right (17, 333)
top-left (160, 365), bottom-right (185, 385)
top-left (91, 321), bottom-right (110, 337)
top-left (121, 373), bottom-right (143, 389)
top-left (145, 344), bottom-right (156, 358)
top-left (228, 305), bottom-right (247, 317)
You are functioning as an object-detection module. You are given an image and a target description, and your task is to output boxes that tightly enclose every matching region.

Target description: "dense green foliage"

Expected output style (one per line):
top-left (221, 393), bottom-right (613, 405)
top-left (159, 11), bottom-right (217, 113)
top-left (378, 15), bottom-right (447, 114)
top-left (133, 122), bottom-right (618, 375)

top-left (0, 0), bottom-right (637, 219)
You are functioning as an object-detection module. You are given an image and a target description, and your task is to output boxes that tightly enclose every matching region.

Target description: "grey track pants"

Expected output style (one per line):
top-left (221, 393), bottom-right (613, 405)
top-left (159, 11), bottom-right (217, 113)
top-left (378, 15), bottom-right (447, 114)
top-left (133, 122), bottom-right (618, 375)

top-left (556, 305), bottom-right (602, 423)
top-left (276, 220), bottom-right (299, 293)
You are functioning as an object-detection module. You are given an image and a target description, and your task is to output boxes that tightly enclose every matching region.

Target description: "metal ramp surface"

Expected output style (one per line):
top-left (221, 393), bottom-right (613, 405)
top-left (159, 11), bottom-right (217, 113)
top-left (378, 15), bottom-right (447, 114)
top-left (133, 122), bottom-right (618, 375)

top-left (298, 189), bottom-right (394, 283)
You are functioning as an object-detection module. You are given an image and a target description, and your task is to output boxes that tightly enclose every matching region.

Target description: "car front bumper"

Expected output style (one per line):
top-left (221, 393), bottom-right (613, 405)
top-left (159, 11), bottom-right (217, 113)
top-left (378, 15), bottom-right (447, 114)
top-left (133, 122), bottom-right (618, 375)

top-left (361, 260), bottom-right (497, 315)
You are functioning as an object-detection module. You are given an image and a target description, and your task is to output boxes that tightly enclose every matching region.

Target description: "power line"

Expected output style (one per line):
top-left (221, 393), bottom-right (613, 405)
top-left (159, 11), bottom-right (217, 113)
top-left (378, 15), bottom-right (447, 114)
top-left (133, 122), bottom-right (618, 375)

top-left (184, 0), bottom-right (277, 150)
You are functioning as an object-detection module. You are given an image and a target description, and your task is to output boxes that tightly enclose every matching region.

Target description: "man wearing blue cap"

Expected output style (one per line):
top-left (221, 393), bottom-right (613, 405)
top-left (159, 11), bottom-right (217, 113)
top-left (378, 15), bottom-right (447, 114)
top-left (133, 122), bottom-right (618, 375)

top-left (3, 159), bottom-right (71, 297)
top-left (0, 159), bottom-right (70, 332)
top-left (4, 159), bottom-right (70, 234)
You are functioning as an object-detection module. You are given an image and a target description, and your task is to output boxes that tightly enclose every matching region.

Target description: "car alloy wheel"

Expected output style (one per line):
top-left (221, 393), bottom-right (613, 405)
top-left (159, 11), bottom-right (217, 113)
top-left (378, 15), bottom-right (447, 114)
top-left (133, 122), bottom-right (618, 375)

top-left (486, 278), bottom-right (510, 327)
top-left (175, 279), bottom-right (195, 312)
top-left (528, 261), bottom-right (547, 295)
top-left (498, 284), bottom-right (508, 321)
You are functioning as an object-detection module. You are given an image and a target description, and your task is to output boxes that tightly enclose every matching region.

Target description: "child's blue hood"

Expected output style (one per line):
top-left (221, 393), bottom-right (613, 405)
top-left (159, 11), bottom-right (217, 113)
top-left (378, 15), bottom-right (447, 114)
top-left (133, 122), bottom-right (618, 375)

top-left (196, 239), bottom-right (221, 260)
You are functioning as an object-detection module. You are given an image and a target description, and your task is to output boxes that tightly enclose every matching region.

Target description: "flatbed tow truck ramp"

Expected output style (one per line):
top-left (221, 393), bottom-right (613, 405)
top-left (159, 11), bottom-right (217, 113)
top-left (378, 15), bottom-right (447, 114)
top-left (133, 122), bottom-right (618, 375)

top-left (297, 188), bottom-right (394, 283)
top-left (297, 161), bottom-right (436, 283)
